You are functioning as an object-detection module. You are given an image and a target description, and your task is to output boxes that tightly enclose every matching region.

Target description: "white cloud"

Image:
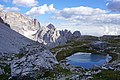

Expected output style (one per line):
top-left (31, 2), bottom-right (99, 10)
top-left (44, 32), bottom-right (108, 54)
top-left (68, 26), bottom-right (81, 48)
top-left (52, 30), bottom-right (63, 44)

top-left (53, 6), bottom-right (120, 36)
top-left (0, 4), bottom-right (4, 8)
top-left (55, 6), bottom-right (120, 25)
top-left (5, 7), bottom-right (20, 12)
top-left (101, 25), bottom-right (120, 35)
top-left (0, 4), bottom-right (20, 12)
top-left (106, 0), bottom-right (120, 12)
top-left (26, 4), bottom-right (55, 16)
top-left (56, 6), bottom-right (107, 18)
top-left (55, 6), bottom-right (108, 22)
top-left (0, 4), bottom-right (4, 11)
top-left (12, 0), bottom-right (38, 7)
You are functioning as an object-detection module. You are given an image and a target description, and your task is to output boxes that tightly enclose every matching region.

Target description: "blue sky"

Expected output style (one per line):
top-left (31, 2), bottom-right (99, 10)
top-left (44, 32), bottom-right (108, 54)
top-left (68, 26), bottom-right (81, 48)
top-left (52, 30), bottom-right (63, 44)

top-left (0, 0), bottom-right (120, 36)
top-left (36, 0), bottom-right (107, 25)
top-left (39, 0), bottom-right (107, 9)
top-left (0, 0), bottom-right (107, 9)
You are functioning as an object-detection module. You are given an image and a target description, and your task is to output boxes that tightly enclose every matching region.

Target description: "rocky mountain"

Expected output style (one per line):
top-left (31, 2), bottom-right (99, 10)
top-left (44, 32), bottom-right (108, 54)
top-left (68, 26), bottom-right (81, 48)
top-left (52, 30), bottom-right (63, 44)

top-left (31, 23), bottom-right (81, 48)
top-left (37, 24), bottom-right (75, 48)
top-left (0, 17), bottom-right (58, 78)
top-left (0, 11), bottom-right (41, 41)
top-left (0, 11), bottom-right (81, 48)
top-left (0, 17), bottom-right (32, 53)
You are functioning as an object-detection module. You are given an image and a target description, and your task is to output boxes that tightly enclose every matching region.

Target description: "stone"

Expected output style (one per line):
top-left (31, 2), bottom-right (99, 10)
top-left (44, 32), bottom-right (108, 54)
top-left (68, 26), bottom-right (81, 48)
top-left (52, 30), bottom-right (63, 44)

top-left (0, 68), bottom-right (4, 75)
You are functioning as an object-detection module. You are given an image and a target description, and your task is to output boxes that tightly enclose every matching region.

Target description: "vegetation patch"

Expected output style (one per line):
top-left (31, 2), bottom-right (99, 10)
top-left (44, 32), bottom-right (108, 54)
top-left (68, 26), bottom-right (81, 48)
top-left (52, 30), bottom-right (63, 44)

top-left (93, 70), bottom-right (120, 80)
top-left (15, 53), bottom-right (25, 59)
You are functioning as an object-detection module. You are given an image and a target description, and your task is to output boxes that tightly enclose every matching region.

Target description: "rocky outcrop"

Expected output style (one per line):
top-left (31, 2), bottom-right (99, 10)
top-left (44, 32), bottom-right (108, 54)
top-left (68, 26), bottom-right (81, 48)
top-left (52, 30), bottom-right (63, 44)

top-left (90, 41), bottom-right (108, 50)
top-left (0, 17), bottom-right (10, 27)
top-left (37, 24), bottom-right (76, 48)
top-left (0, 11), bottom-right (41, 41)
top-left (47, 23), bottom-right (55, 30)
top-left (37, 25), bottom-right (66, 48)
top-left (0, 17), bottom-right (4, 23)
top-left (0, 18), bottom-right (58, 77)
top-left (73, 31), bottom-right (81, 38)
top-left (11, 44), bottom-right (58, 76)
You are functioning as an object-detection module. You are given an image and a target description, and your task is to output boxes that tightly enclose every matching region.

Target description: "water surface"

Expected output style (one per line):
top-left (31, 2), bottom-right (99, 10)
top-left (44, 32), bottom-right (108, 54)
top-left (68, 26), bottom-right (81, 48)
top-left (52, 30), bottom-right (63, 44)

top-left (66, 52), bottom-right (112, 69)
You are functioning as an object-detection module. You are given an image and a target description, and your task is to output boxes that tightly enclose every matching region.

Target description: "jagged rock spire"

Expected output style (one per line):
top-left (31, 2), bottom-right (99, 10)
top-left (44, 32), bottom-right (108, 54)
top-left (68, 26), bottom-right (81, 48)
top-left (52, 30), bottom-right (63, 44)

top-left (47, 23), bottom-right (56, 30)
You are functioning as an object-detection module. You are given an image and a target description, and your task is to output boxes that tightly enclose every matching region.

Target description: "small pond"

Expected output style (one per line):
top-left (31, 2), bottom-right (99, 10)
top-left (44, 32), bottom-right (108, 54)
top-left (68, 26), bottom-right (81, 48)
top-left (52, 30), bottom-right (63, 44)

top-left (66, 52), bottom-right (112, 69)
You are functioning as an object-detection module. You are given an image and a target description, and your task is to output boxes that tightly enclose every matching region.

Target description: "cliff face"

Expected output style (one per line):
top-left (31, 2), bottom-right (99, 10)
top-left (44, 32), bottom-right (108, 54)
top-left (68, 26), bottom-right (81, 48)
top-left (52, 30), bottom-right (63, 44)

top-left (0, 19), bottom-right (32, 53)
top-left (0, 11), bottom-right (81, 48)
top-left (0, 11), bottom-right (41, 41)
top-left (37, 24), bottom-right (76, 48)
top-left (0, 18), bottom-right (58, 77)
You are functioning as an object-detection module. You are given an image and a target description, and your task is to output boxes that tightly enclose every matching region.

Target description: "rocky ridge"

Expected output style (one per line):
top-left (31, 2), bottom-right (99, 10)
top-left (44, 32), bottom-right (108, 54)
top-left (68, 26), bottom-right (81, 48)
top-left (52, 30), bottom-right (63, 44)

top-left (0, 17), bottom-right (58, 78)
top-left (0, 11), bottom-right (81, 48)
top-left (38, 24), bottom-right (81, 47)
top-left (0, 11), bottom-right (41, 41)
top-left (37, 24), bottom-right (75, 48)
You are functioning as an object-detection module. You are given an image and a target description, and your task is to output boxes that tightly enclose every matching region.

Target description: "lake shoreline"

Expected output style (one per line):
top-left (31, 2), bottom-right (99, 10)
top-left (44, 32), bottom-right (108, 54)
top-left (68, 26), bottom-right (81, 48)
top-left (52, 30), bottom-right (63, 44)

top-left (65, 52), bottom-right (112, 69)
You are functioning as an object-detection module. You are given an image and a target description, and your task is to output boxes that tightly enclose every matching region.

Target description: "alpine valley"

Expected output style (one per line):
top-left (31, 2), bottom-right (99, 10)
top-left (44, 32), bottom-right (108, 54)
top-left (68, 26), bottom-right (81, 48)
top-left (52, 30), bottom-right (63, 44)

top-left (0, 11), bottom-right (120, 80)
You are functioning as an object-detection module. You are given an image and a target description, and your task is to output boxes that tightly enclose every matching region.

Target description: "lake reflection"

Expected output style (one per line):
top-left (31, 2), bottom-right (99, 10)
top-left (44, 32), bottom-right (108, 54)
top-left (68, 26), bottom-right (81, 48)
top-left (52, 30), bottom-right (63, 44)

top-left (66, 52), bottom-right (112, 69)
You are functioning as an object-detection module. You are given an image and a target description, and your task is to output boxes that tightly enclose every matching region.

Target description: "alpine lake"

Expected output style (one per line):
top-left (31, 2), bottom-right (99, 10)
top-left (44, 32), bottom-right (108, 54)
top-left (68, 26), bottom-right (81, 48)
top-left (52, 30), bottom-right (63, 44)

top-left (66, 52), bottom-right (112, 69)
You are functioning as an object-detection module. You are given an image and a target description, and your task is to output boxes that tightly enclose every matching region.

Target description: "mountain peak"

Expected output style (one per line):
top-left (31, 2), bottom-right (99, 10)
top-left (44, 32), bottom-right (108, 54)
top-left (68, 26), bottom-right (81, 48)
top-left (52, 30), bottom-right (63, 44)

top-left (47, 23), bottom-right (55, 30)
